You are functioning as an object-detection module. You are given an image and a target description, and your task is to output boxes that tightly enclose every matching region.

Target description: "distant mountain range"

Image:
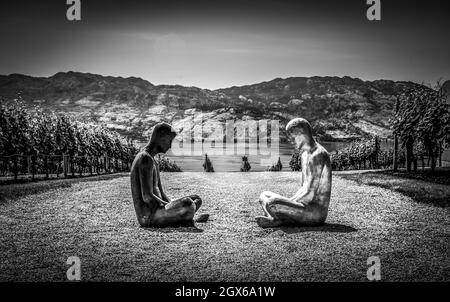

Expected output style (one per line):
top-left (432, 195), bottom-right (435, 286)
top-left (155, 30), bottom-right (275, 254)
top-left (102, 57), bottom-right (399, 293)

top-left (0, 71), bottom-right (425, 143)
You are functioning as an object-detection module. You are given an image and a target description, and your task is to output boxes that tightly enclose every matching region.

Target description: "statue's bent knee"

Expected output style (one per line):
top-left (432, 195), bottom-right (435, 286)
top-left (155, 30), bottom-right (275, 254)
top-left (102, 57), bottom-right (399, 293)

top-left (190, 195), bottom-right (202, 209)
top-left (181, 205), bottom-right (195, 220)
top-left (180, 197), bottom-right (197, 210)
top-left (261, 191), bottom-right (271, 198)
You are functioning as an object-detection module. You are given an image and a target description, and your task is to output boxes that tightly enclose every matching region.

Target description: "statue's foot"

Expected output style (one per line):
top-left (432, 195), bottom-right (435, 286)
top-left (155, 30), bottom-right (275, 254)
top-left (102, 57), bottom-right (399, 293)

top-left (195, 213), bottom-right (210, 223)
top-left (256, 216), bottom-right (282, 228)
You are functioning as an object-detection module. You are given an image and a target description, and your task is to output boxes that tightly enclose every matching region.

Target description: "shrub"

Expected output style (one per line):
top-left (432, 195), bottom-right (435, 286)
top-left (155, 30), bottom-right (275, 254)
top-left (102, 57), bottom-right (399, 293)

top-left (155, 154), bottom-right (182, 172)
top-left (330, 136), bottom-right (380, 170)
top-left (289, 151), bottom-right (302, 171)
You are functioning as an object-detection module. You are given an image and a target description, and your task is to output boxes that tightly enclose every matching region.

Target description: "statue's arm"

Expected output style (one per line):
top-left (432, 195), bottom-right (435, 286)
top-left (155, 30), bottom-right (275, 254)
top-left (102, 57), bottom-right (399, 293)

top-left (291, 153), bottom-right (325, 204)
top-left (289, 186), bottom-right (306, 202)
top-left (261, 191), bottom-right (304, 208)
top-left (289, 163), bottom-right (308, 202)
top-left (157, 175), bottom-right (171, 203)
top-left (289, 153), bottom-right (307, 201)
top-left (138, 157), bottom-right (167, 207)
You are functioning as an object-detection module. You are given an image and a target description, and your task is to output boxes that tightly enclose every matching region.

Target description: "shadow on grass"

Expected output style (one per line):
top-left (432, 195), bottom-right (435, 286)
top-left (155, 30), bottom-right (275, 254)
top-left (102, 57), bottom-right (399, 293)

top-left (337, 170), bottom-right (450, 208)
top-left (378, 168), bottom-right (450, 186)
top-left (278, 223), bottom-right (357, 234)
top-left (142, 226), bottom-right (204, 233)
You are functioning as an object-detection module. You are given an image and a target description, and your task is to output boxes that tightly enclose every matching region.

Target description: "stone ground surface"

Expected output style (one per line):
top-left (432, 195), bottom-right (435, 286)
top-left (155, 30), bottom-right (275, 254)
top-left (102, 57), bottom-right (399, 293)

top-left (0, 172), bottom-right (449, 281)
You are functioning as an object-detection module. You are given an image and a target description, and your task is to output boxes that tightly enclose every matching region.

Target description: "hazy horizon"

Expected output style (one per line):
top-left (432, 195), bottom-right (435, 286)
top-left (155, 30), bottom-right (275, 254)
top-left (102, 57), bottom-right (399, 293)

top-left (1, 70), bottom-right (439, 90)
top-left (1, 0), bottom-right (449, 89)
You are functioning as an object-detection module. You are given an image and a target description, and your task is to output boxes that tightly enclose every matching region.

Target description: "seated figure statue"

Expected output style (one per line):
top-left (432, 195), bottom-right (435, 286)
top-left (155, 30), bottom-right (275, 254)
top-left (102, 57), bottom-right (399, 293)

top-left (256, 118), bottom-right (332, 228)
top-left (130, 122), bottom-right (209, 227)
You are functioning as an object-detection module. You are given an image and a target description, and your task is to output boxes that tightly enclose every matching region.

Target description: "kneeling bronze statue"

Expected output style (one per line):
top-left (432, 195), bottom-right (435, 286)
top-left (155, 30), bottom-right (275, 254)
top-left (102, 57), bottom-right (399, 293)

top-left (130, 122), bottom-right (209, 227)
top-left (256, 118), bottom-right (332, 228)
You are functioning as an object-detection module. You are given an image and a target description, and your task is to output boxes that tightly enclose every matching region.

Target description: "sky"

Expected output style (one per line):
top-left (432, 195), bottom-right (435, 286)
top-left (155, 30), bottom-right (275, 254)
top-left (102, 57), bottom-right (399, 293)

top-left (0, 0), bottom-right (449, 89)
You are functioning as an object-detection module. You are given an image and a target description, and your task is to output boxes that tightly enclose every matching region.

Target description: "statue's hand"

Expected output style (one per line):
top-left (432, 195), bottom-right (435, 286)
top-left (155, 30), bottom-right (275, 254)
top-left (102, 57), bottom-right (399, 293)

top-left (268, 196), bottom-right (278, 204)
top-left (290, 199), bottom-right (306, 208)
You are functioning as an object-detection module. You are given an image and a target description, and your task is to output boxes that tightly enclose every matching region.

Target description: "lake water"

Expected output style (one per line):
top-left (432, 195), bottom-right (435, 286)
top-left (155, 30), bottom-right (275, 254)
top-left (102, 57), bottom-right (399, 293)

top-left (164, 140), bottom-right (450, 172)
top-left (164, 141), bottom-right (349, 172)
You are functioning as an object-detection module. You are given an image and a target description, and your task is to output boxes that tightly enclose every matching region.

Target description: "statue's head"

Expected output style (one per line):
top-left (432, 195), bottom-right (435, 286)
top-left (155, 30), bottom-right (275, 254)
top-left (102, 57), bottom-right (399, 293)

top-left (147, 122), bottom-right (177, 154)
top-left (286, 118), bottom-right (315, 151)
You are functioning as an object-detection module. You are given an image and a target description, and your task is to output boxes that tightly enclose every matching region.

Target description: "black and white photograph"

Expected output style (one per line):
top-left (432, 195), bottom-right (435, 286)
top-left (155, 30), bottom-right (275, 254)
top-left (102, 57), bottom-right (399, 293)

top-left (0, 0), bottom-right (449, 292)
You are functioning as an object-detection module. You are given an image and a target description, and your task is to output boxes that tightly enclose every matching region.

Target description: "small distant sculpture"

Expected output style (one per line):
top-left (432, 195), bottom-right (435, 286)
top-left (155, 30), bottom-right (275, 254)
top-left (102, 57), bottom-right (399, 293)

top-left (256, 118), bottom-right (332, 228)
top-left (240, 156), bottom-right (251, 172)
top-left (202, 154), bottom-right (214, 172)
top-left (130, 122), bottom-right (209, 227)
top-left (266, 157), bottom-right (283, 171)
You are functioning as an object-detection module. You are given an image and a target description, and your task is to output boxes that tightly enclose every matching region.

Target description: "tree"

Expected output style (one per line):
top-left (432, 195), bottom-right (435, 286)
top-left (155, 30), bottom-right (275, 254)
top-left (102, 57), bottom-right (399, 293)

top-left (330, 137), bottom-right (381, 171)
top-left (0, 99), bottom-right (31, 156)
top-left (392, 96), bottom-right (400, 171)
top-left (415, 90), bottom-right (449, 171)
top-left (0, 100), bottom-right (139, 178)
top-left (392, 86), bottom-right (449, 172)
top-left (156, 154), bottom-right (182, 172)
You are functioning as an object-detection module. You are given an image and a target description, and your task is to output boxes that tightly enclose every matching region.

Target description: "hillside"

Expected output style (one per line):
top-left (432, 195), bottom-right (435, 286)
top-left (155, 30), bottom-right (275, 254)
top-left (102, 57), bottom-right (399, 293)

top-left (0, 72), bottom-right (423, 143)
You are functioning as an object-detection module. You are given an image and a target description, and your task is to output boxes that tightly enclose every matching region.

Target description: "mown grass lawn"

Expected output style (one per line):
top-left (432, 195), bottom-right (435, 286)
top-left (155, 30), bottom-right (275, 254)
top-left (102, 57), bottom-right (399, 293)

top-left (0, 172), bottom-right (449, 281)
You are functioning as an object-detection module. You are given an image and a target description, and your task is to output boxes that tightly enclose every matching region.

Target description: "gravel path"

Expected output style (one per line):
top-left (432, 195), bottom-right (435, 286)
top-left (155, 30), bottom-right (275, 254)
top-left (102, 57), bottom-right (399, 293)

top-left (0, 172), bottom-right (449, 281)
